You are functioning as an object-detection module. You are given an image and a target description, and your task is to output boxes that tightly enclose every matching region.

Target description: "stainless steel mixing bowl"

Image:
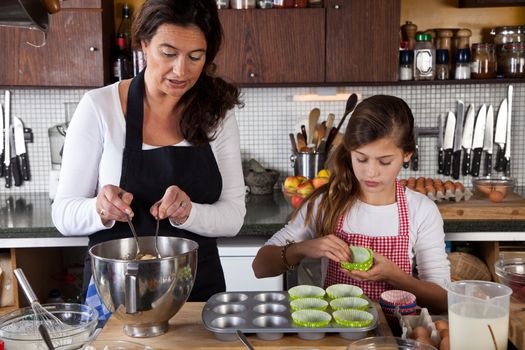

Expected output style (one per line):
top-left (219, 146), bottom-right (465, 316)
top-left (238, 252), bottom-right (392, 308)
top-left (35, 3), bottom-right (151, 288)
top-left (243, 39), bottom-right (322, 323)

top-left (89, 236), bottom-right (198, 338)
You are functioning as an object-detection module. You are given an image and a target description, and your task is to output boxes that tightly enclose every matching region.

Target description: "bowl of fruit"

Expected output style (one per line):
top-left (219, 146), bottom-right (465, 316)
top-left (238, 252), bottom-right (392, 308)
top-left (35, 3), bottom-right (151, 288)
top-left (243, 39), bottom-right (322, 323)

top-left (282, 169), bottom-right (330, 208)
top-left (471, 176), bottom-right (516, 203)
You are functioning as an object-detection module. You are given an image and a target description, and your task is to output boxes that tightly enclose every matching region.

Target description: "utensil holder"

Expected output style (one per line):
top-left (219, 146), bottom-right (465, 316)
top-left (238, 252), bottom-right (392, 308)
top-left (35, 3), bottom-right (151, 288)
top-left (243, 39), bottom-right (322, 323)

top-left (290, 152), bottom-right (325, 179)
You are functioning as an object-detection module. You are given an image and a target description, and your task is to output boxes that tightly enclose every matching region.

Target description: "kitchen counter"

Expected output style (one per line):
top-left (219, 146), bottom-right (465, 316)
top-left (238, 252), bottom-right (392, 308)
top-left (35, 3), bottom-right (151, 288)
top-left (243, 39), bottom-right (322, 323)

top-left (1, 190), bottom-right (525, 248)
top-left (96, 302), bottom-right (393, 349)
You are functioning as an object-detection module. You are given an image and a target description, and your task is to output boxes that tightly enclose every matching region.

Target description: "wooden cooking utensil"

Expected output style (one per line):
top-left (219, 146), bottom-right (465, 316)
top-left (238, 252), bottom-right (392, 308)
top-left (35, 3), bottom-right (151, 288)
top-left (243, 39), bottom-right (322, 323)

top-left (296, 133), bottom-right (306, 151)
top-left (325, 94), bottom-right (358, 153)
top-left (307, 108), bottom-right (321, 147)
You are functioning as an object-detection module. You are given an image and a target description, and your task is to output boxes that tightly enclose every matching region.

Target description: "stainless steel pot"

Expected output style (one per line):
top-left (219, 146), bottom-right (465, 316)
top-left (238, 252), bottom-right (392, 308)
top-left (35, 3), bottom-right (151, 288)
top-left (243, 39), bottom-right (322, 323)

top-left (0, 0), bottom-right (50, 31)
top-left (290, 152), bottom-right (326, 179)
top-left (89, 236), bottom-right (199, 338)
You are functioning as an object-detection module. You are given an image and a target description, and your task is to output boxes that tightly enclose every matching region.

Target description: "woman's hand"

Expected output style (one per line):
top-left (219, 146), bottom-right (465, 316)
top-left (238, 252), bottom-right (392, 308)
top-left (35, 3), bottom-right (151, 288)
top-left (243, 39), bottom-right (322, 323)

top-left (342, 252), bottom-right (403, 282)
top-left (295, 235), bottom-right (351, 263)
top-left (151, 185), bottom-right (192, 225)
top-left (96, 185), bottom-right (134, 223)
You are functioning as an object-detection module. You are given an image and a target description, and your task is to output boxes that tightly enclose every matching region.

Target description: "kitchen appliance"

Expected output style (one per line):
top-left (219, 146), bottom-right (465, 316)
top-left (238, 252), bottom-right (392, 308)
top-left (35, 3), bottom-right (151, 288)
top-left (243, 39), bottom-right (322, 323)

top-left (89, 236), bottom-right (198, 338)
top-left (447, 280), bottom-right (511, 350)
top-left (48, 102), bottom-right (77, 199)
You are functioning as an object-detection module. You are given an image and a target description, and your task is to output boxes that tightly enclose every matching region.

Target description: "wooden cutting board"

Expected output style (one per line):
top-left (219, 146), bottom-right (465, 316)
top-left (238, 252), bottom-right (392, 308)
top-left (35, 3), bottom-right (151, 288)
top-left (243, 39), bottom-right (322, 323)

top-left (437, 192), bottom-right (525, 220)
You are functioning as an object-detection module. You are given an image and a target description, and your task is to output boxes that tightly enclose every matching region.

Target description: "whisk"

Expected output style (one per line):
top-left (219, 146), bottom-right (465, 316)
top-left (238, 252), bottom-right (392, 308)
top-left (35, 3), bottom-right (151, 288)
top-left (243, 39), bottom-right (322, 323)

top-left (13, 268), bottom-right (67, 336)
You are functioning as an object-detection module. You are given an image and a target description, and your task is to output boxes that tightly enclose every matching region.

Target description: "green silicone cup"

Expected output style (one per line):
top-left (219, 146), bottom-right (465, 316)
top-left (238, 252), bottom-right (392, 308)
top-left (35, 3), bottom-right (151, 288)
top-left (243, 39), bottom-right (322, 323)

top-left (288, 285), bottom-right (325, 300)
top-left (332, 309), bottom-right (374, 328)
top-left (329, 296), bottom-right (369, 311)
top-left (326, 284), bottom-right (363, 299)
top-left (291, 309), bottom-right (332, 328)
top-left (290, 297), bottom-right (329, 312)
top-left (340, 246), bottom-right (374, 272)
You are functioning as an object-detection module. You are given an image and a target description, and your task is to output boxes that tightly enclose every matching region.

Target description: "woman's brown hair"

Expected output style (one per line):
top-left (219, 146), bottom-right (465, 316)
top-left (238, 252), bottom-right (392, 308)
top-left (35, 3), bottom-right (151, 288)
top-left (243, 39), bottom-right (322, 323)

top-left (295, 95), bottom-right (416, 236)
top-left (131, 0), bottom-right (243, 145)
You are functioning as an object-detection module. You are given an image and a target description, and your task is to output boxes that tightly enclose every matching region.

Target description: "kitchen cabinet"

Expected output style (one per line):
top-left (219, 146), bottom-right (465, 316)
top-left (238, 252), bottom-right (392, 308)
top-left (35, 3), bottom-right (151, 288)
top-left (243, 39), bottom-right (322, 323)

top-left (325, 0), bottom-right (400, 83)
top-left (215, 0), bottom-right (400, 85)
top-left (215, 9), bottom-right (325, 84)
top-left (459, 0), bottom-right (525, 7)
top-left (0, 0), bottom-right (114, 87)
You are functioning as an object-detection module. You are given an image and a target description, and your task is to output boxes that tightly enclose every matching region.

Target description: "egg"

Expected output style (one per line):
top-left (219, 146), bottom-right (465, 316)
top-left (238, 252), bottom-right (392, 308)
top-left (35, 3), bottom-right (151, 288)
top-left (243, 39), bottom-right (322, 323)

top-left (494, 185), bottom-right (508, 196)
top-left (489, 190), bottom-right (505, 203)
top-left (476, 183), bottom-right (493, 195)
top-left (434, 319), bottom-right (449, 332)
top-left (411, 326), bottom-right (430, 340)
top-left (434, 179), bottom-right (443, 187)
top-left (399, 179), bottom-right (408, 187)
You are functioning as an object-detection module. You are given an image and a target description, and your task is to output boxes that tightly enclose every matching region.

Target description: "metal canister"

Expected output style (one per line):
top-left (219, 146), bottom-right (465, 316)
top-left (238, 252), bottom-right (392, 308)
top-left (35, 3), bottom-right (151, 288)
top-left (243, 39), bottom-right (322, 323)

top-left (290, 152), bottom-right (325, 179)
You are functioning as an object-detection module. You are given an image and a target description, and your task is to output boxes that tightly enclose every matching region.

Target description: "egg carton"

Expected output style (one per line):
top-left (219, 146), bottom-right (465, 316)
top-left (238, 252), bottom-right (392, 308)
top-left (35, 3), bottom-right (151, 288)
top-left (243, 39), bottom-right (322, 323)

top-left (398, 307), bottom-right (447, 346)
top-left (202, 291), bottom-right (378, 341)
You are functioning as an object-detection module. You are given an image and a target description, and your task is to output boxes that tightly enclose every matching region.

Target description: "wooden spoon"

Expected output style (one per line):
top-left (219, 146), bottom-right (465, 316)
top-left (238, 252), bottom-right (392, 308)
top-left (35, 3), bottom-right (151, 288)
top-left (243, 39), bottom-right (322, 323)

top-left (307, 108), bottom-right (321, 147)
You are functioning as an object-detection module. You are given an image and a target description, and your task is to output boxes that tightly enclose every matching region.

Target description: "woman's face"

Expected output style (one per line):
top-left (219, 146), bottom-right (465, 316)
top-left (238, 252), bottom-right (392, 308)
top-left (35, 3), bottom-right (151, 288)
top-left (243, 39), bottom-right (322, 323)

top-left (350, 137), bottom-right (412, 201)
top-left (142, 23), bottom-right (207, 99)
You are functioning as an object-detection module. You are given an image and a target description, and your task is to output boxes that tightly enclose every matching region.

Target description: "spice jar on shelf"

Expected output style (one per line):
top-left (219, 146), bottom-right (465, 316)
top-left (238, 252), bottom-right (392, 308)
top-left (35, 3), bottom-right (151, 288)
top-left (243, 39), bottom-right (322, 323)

top-left (401, 21), bottom-right (418, 51)
top-left (501, 42), bottom-right (525, 78)
top-left (399, 50), bottom-right (413, 81)
top-left (455, 48), bottom-right (471, 80)
top-left (436, 49), bottom-right (449, 80)
top-left (471, 43), bottom-right (497, 79)
top-left (413, 33), bottom-right (435, 80)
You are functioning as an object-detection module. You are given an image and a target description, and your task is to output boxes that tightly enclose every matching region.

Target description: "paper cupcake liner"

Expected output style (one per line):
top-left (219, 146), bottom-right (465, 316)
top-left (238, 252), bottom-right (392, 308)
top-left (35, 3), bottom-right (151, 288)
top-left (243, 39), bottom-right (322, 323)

top-left (340, 246), bottom-right (374, 272)
top-left (330, 297), bottom-right (369, 311)
top-left (291, 309), bottom-right (332, 328)
top-left (379, 289), bottom-right (416, 306)
top-left (332, 309), bottom-right (374, 328)
top-left (326, 284), bottom-right (363, 299)
top-left (290, 297), bottom-right (328, 312)
top-left (288, 285), bottom-right (325, 300)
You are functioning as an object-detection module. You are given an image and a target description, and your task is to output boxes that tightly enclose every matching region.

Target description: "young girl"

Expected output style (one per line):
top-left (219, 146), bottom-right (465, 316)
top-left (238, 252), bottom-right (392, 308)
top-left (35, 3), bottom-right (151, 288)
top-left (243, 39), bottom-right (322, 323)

top-left (252, 95), bottom-right (450, 314)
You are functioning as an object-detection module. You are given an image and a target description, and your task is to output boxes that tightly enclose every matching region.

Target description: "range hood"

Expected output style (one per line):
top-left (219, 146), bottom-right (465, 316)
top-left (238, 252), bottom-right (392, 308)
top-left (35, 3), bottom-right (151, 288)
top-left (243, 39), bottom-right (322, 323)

top-left (0, 0), bottom-right (61, 32)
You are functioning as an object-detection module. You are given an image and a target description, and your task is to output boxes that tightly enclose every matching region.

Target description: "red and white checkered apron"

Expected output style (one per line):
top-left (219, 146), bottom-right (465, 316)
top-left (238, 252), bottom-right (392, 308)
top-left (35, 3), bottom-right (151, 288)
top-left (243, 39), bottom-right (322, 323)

top-left (324, 181), bottom-right (412, 301)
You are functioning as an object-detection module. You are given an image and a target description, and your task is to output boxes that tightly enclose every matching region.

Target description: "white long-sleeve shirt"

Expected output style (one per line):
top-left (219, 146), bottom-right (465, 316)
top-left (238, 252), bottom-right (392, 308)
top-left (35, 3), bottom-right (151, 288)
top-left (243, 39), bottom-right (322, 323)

top-left (266, 188), bottom-right (450, 287)
top-left (52, 82), bottom-right (246, 238)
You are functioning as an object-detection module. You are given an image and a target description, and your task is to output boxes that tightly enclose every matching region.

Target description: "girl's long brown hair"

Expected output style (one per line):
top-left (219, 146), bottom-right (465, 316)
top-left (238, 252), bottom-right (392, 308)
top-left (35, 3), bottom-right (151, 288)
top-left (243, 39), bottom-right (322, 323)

top-left (293, 95), bottom-right (416, 236)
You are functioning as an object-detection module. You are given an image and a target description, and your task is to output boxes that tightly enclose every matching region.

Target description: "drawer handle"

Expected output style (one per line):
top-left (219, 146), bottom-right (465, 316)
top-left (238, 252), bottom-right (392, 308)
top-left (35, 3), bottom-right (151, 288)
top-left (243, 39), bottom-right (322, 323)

top-left (249, 73), bottom-right (256, 78)
top-left (89, 47), bottom-right (98, 52)
top-left (333, 4), bottom-right (340, 9)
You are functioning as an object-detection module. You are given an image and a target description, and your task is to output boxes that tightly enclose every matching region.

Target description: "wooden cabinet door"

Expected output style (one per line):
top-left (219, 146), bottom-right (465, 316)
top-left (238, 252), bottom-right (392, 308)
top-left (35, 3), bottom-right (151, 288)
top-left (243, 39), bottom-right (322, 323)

top-left (325, 0), bottom-right (400, 82)
top-left (459, 0), bottom-right (525, 6)
top-left (216, 9), bottom-right (325, 84)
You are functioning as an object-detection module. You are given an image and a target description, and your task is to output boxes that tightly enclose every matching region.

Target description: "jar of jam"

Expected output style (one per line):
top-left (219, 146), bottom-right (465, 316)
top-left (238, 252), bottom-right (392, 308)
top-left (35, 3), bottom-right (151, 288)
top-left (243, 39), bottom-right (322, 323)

top-left (471, 43), bottom-right (497, 79)
top-left (501, 42), bottom-right (525, 78)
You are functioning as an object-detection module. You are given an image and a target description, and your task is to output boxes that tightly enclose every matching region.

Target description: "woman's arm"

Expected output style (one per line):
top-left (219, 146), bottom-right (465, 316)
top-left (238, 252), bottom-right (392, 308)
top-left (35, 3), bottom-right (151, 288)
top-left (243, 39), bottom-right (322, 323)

top-left (174, 112), bottom-right (246, 237)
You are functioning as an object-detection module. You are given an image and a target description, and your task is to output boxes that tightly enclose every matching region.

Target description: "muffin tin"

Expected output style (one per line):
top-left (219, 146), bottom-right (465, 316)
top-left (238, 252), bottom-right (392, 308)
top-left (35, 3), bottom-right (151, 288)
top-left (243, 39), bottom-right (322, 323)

top-left (202, 291), bottom-right (378, 341)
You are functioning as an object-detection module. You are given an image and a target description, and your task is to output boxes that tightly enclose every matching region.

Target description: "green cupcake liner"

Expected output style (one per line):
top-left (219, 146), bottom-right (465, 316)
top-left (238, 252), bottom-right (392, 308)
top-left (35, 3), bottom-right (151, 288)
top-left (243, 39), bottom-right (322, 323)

top-left (326, 284), bottom-right (363, 299)
top-left (329, 296), bottom-right (369, 311)
top-left (332, 309), bottom-right (374, 328)
top-left (288, 285), bottom-right (325, 300)
top-left (340, 246), bottom-right (374, 272)
top-left (290, 297), bottom-right (329, 312)
top-left (291, 309), bottom-right (332, 328)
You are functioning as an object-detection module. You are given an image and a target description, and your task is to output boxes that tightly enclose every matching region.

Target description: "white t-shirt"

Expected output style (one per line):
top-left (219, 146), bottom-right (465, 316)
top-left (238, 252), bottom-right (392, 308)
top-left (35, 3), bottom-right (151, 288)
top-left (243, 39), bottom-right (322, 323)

top-left (266, 188), bottom-right (450, 287)
top-left (52, 82), bottom-right (246, 238)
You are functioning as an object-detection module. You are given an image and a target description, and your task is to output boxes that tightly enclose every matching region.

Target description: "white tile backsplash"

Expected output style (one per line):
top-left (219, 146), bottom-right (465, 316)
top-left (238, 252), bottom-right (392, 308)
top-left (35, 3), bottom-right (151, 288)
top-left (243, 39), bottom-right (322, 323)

top-left (0, 82), bottom-right (522, 194)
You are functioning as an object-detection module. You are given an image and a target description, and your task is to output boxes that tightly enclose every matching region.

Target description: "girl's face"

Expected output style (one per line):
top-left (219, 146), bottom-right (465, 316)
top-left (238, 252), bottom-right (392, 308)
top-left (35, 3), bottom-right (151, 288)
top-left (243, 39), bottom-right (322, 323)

top-left (142, 24), bottom-right (207, 99)
top-left (350, 137), bottom-right (412, 203)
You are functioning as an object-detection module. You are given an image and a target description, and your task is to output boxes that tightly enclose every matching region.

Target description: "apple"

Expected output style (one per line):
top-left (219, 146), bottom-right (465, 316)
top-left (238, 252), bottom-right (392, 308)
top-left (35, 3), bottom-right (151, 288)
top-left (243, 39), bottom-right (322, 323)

top-left (317, 169), bottom-right (331, 178)
top-left (284, 176), bottom-right (301, 193)
top-left (296, 180), bottom-right (314, 196)
top-left (291, 194), bottom-right (303, 209)
top-left (312, 176), bottom-right (329, 189)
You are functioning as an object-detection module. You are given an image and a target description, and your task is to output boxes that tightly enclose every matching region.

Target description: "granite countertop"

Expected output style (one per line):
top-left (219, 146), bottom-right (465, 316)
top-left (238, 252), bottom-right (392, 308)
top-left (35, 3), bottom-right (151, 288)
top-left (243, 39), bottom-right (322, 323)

top-left (0, 190), bottom-right (525, 242)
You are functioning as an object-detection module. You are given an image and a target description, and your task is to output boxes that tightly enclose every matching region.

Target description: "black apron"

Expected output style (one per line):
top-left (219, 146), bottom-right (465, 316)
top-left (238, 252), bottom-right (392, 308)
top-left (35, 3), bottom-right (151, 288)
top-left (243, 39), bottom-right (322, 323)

top-left (86, 70), bottom-right (225, 301)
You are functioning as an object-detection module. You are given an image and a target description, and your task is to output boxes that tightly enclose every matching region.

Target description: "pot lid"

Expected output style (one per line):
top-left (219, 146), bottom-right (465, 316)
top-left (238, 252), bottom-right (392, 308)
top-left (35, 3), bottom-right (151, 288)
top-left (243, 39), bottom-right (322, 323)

top-left (0, 0), bottom-right (49, 32)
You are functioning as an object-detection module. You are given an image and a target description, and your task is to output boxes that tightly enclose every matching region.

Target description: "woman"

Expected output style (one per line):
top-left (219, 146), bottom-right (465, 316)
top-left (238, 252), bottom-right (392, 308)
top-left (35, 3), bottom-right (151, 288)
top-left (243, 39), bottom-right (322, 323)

top-left (52, 0), bottom-right (246, 307)
top-left (253, 95), bottom-right (450, 314)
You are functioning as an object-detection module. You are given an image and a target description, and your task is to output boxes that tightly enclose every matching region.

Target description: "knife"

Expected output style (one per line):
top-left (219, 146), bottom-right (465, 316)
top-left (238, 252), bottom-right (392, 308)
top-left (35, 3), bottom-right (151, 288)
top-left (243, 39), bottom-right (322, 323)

top-left (483, 104), bottom-right (494, 176)
top-left (452, 100), bottom-right (464, 180)
top-left (443, 111), bottom-right (455, 177)
top-left (437, 115), bottom-right (444, 174)
top-left (4, 91), bottom-right (11, 188)
top-left (13, 116), bottom-right (30, 181)
top-left (0, 104), bottom-right (4, 178)
top-left (494, 98), bottom-right (508, 172)
top-left (9, 126), bottom-right (22, 187)
top-left (470, 104), bottom-right (486, 177)
top-left (461, 103), bottom-right (475, 176)
top-left (411, 127), bottom-right (419, 171)
top-left (504, 85), bottom-right (513, 177)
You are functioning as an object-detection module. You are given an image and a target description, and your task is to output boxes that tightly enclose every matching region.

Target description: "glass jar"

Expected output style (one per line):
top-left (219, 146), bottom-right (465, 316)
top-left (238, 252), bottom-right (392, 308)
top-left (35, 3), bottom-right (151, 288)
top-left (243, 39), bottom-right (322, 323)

top-left (413, 33), bottom-right (435, 80)
top-left (471, 43), bottom-right (497, 79)
top-left (501, 42), bottom-right (525, 78)
top-left (399, 50), bottom-right (413, 81)
top-left (455, 48), bottom-right (471, 80)
top-left (491, 25), bottom-right (525, 45)
top-left (435, 49), bottom-right (449, 80)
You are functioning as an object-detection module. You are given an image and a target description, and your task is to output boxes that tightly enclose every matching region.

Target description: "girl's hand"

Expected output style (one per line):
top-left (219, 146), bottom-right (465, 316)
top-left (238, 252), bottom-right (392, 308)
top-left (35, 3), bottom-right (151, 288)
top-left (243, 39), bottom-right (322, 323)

top-left (297, 235), bottom-right (351, 263)
top-left (341, 252), bottom-right (402, 282)
top-left (151, 185), bottom-right (192, 225)
top-left (96, 185), bottom-right (134, 223)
